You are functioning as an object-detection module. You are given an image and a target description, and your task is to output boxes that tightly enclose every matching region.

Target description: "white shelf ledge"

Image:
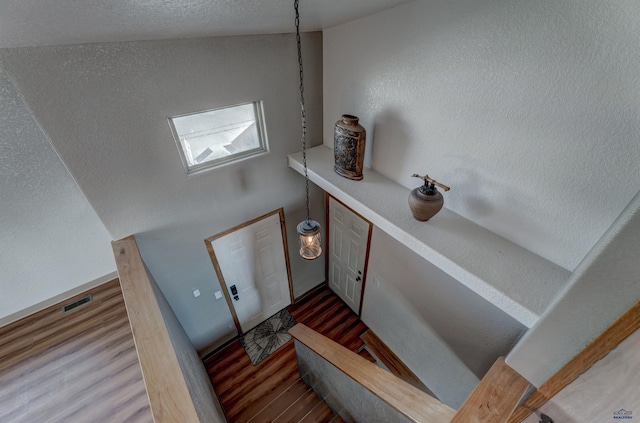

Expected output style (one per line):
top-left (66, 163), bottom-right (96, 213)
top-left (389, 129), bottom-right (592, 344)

top-left (288, 145), bottom-right (570, 328)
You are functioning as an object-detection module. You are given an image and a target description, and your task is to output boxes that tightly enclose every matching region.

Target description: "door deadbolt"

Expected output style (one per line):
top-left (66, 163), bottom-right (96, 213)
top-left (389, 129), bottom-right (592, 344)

top-left (230, 285), bottom-right (239, 301)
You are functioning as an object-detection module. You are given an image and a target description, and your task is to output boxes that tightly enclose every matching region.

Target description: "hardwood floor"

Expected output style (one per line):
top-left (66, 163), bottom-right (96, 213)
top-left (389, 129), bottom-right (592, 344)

top-left (0, 279), bottom-right (152, 423)
top-left (203, 286), bottom-right (367, 423)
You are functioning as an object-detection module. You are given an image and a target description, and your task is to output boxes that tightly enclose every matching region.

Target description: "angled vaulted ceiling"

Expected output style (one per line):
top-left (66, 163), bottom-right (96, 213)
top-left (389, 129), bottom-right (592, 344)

top-left (0, 0), bottom-right (415, 48)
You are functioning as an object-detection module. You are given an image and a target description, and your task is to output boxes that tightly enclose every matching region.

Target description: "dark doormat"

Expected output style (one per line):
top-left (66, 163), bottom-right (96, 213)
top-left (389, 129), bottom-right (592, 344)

top-left (239, 309), bottom-right (297, 366)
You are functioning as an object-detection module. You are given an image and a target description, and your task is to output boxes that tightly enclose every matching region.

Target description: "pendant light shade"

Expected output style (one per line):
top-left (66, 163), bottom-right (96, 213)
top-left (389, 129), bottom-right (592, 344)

top-left (297, 219), bottom-right (322, 260)
top-left (294, 0), bottom-right (322, 260)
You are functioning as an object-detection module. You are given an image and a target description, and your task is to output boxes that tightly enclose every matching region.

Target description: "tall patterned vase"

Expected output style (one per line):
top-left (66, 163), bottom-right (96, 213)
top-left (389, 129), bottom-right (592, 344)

top-left (334, 114), bottom-right (366, 181)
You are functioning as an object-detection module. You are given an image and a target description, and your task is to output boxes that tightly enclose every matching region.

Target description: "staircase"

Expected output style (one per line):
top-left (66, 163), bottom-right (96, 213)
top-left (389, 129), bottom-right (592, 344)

top-left (202, 287), bottom-right (441, 422)
top-left (244, 377), bottom-right (343, 423)
top-left (203, 287), bottom-right (366, 422)
top-left (360, 329), bottom-right (435, 397)
top-left (204, 336), bottom-right (347, 422)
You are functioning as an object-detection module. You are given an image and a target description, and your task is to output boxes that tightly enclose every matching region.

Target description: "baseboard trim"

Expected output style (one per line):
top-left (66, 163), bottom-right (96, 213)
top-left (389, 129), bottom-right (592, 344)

top-left (0, 271), bottom-right (118, 328)
top-left (294, 281), bottom-right (328, 304)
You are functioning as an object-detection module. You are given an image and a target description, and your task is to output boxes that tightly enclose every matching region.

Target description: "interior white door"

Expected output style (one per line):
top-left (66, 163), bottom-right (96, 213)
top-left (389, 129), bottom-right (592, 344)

top-left (211, 212), bottom-right (291, 333)
top-left (329, 196), bottom-right (371, 314)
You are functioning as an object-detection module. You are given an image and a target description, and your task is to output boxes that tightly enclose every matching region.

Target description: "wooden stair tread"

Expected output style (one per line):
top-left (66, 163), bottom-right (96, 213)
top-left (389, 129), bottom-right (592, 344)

top-left (273, 386), bottom-right (323, 422)
top-left (248, 378), bottom-right (311, 423)
top-left (221, 348), bottom-right (300, 421)
top-left (357, 347), bottom-right (377, 363)
top-left (360, 329), bottom-right (434, 397)
top-left (299, 400), bottom-right (335, 422)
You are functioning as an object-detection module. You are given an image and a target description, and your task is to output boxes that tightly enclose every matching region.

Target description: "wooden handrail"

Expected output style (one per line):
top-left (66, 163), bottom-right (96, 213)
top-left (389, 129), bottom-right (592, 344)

top-left (112, 236), bottom-right (200, 423)
top-left (289, 323), bottom-right (456, 422)
top-left (509, 299), bottom-right (640, 422)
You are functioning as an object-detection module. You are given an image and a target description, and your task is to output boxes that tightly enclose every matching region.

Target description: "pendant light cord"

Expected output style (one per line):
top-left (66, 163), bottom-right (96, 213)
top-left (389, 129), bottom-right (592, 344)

top-left (295, 0), bottom-right (311, 224)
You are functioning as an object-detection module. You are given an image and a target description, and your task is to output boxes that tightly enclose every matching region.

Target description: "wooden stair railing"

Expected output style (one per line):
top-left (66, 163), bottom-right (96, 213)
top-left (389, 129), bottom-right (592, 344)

top-left (290, 323), bottom-right (533, 423)
top-left (451, 357), bottom-right (530, 423)
top-left (113, 236), bottom-right (200, 422)
top-left (508, 299), bottom-right (640, 422)
top-left (290, 323), bottom-right (456, 422)
top-left (113, 235), bottom-right (224, 423)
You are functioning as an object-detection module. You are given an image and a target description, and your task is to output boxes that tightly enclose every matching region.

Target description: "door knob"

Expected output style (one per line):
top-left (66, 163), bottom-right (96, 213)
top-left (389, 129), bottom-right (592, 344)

top-left (356, 276), bottom-right (361, 282)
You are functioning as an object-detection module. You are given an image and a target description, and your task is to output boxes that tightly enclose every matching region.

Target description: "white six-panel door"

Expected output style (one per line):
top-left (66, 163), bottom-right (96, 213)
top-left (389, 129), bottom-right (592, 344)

top-left (210, 211), bottom-right (292, 333)
top-left (329, 196), bottom-right (371, 314)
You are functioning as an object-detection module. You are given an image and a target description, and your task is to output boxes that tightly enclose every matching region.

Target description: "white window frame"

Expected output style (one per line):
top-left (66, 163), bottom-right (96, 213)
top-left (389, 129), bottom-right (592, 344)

top-left (168, 101), bottom-right (269, 176)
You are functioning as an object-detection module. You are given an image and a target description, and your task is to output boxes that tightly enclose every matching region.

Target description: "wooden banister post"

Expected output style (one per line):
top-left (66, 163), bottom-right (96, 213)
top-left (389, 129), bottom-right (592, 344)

top-left (451, 357), bottom-right (530, 423)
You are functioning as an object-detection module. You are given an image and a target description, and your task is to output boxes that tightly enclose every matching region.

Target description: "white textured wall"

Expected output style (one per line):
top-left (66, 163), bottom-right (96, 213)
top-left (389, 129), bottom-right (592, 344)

top-left (522, 327), bottom-right (640, 423)
top-left (507, 189), bottom-right (640, 386)
top-left (147, 264), bottom-right (225, 422)
top-left (362, 227), bottom-right (525, 409)
top-left (0, 66), bottom-right (115, 325)
top-left (323, 0), bottom-right (640, 271)
top-left (0, 33), bottom-right (325, 350)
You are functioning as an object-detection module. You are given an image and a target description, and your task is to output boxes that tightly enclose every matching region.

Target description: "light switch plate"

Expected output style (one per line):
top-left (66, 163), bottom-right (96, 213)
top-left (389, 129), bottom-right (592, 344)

top-left (192, 289), bottom-right (201, 298)
top-left (214, 291), bottom-right (223, 300)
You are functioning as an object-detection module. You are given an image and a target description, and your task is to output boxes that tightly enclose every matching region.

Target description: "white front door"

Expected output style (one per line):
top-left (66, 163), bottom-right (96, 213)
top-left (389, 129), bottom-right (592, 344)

top-left (209, 210), bottom-right (292, 333)
top-left (329, 196), bottom-right (371, 314)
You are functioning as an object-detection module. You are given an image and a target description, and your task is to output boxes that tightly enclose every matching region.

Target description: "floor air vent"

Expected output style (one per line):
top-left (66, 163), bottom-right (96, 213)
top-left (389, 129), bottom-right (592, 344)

top-left (62, 295), bottom-right (93, 313)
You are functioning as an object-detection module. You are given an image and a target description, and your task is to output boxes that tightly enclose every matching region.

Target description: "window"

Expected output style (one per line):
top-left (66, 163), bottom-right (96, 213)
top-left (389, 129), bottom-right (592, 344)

top-left (169, 101), bottom-right (268, 175)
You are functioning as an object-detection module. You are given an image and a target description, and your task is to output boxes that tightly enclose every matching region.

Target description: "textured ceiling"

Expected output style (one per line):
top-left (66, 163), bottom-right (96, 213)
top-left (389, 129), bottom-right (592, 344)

top-left (0, 0), bottom-right (414, 48)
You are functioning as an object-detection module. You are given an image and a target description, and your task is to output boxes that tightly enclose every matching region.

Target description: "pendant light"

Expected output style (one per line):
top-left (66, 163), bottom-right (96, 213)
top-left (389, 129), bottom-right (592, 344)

top-left (295, 0), bottom-right (322, 260)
